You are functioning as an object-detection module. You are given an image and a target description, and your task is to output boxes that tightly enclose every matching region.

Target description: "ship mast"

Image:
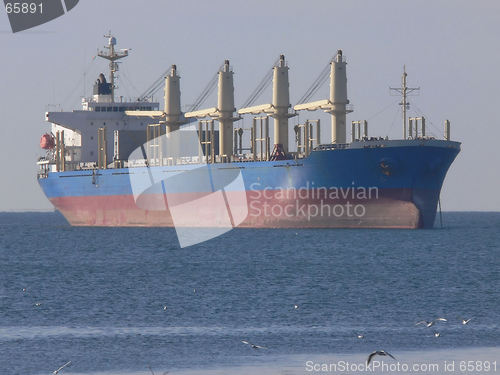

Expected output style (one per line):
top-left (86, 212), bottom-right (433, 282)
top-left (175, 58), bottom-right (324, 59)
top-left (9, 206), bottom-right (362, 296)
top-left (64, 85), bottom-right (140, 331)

top-left (97, 33), bottom-right (129, 102)
top-left (390, 66), bottom-right (419, 139)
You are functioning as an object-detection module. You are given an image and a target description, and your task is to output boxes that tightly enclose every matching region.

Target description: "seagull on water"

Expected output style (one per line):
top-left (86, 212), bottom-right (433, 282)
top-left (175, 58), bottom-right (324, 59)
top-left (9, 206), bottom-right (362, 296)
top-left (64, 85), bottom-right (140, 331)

top-left (462, 318), bottom-right (473, 325)
top-left (434, 332), bottom-right (441, 337)
top-left (357, 334), bottom-right (364, 339)
top-left (241, 340), bottom-right (267, 350)
top-left (367, 350), bottom-right (396, 365)
top-left (294, 304), bottom-right (299, 310)
top-left (53, 361), bottom-right (71, 374)
top-left (415, 318), bottom-right (447, 327)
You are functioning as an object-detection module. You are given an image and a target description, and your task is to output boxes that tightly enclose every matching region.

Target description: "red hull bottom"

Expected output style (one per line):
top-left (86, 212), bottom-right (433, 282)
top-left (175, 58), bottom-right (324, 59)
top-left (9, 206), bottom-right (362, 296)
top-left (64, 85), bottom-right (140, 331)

top-left (50, 189), bottom-right (422, 229)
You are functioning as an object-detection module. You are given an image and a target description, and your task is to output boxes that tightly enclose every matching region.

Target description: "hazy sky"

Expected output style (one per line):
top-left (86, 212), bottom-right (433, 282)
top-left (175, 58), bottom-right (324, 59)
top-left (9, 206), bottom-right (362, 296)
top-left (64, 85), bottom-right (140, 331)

top-left (0, 0), bottom-right (499, 211)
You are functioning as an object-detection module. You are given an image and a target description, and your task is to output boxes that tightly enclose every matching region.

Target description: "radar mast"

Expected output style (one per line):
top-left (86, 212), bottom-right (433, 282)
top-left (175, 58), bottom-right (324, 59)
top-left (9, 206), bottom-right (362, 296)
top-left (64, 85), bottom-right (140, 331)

top-left (97, 32), bottom-right (129, 102)
top-left (390, 66), bottom-right (419, 139)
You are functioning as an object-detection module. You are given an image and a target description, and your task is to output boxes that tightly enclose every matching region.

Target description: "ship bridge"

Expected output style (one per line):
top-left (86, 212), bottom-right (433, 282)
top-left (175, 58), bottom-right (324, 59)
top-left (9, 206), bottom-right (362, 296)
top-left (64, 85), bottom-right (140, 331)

top-left (44, 34), bottom-right (162, 169)
top-left (81, 98), bottom-right (159, 112)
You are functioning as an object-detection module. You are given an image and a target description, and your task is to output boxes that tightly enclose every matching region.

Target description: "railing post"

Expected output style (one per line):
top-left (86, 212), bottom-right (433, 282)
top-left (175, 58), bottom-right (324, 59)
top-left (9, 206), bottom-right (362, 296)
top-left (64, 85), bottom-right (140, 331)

top-left (304, 120), bottom-right (310, 156)
top-left (444, 119), bottom-right (450, 141)
top-left (316, 119), bottom-right (321, 145)
top-left (210, 120), bottom-right (215, 164)
top-left (265, 116), bottom-right (270, 161)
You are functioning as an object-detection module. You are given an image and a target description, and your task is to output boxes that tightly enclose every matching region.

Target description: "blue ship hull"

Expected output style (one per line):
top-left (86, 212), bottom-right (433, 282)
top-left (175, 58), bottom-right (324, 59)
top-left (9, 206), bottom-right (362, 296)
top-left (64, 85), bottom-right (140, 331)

top-left (38, 139), bottom-right (460, 229)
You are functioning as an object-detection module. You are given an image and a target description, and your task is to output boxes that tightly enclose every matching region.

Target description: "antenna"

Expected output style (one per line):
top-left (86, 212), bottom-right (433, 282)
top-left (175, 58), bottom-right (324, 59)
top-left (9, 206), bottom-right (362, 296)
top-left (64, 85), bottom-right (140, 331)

top-left (390, 66), bottom-right (419, 139)
top-left (97, 32), bottom-right (129, 102)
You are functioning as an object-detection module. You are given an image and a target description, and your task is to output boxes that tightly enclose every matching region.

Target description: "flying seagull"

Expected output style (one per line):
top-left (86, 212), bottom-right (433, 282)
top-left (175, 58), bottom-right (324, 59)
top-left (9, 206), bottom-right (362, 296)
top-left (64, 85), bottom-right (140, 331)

top-left (53, 361), bottom-right (71, 375)
top-left (241, 340), bottom-right (267, 349)
top-left (415, 318), bottom-right (447, 327)
top-left (462, 318), bottom-right (473, 325)
top-left (367, 350), bottom-right (396, 365)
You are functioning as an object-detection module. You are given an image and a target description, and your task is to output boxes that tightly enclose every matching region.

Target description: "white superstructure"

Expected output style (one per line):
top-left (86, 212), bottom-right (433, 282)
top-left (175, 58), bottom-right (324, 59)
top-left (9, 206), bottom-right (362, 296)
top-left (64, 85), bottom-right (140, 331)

top-left (45, 35), bottom-right (160, 166)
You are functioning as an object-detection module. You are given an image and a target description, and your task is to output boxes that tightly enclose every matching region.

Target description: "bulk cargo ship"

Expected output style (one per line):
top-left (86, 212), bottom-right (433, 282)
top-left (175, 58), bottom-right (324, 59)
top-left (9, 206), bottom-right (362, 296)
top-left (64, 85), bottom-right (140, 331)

top-left (37, 35), bottom-right (460, 233)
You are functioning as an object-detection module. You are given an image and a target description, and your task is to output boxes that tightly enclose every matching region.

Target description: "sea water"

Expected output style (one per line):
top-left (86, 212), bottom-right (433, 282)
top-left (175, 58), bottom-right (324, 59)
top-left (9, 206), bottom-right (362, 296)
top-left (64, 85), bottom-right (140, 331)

top-left (0, 212), bottom-right (499, 374)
